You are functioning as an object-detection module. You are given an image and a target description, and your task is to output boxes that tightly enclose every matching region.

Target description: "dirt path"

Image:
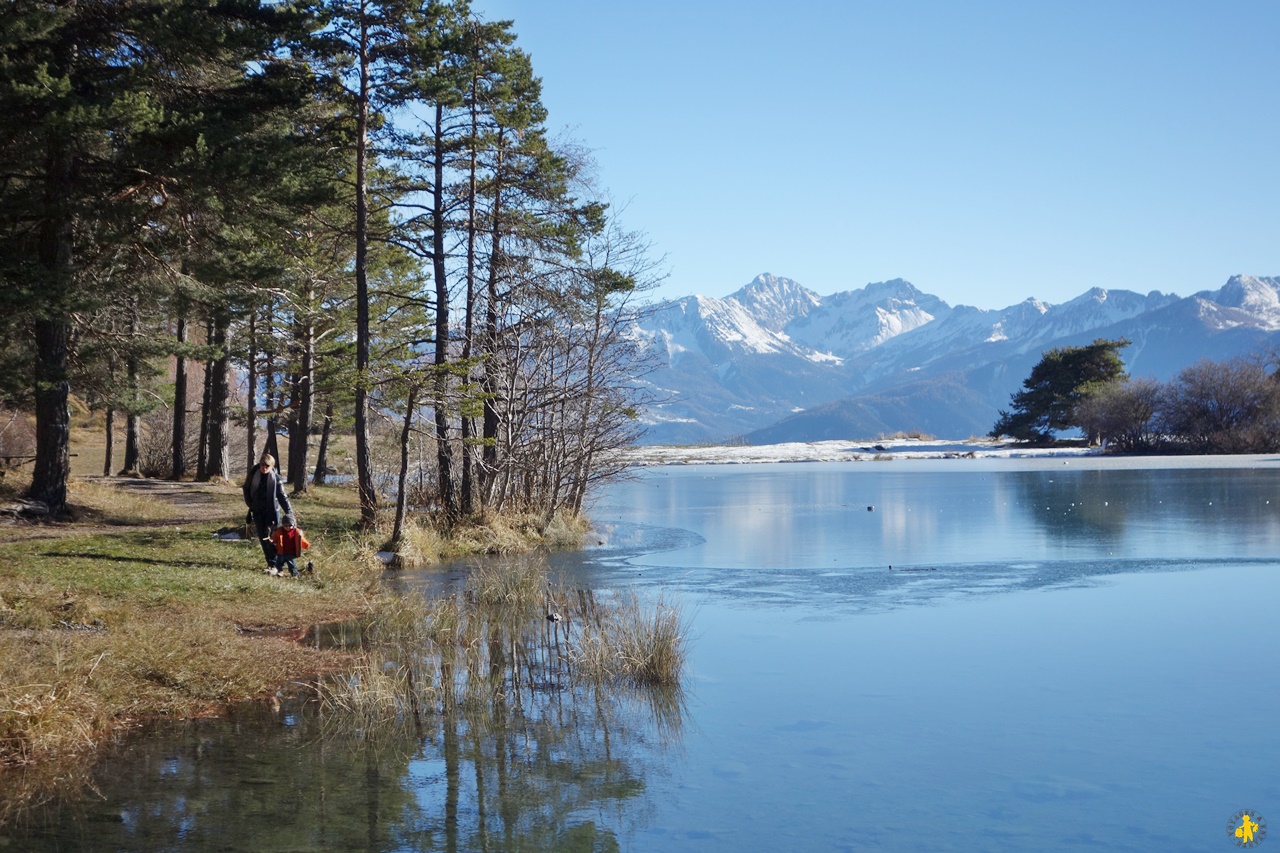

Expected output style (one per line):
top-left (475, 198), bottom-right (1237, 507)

top-left (104, 477), bottom-right (233, 525)
top-left (0, 477), bottom-right (241, 541)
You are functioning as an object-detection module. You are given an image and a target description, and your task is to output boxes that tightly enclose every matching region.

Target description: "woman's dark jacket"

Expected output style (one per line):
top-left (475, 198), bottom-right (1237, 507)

top-left (242, 468), bottom-right (292, 526)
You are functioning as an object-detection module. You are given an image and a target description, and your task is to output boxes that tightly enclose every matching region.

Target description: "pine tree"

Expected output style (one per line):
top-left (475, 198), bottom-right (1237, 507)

top-left (991, 338), bottom-right (1131, 442)
top-left (0, 0), bottom-right (328, 513)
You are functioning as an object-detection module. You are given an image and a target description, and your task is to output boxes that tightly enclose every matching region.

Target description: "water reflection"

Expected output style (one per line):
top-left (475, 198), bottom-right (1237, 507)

top-left (559, 463), bottom-right (1280, 615)
top-left (11, 461), bottom-right (1280, 851)
top-left (4, 571), bottom-right (685, 852)
top-left (1011, 467), bottom-right (1280, 555)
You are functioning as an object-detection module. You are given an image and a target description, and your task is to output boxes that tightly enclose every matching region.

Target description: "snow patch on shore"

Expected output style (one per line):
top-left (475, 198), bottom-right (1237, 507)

top-left (618, 437), bottom-right (1098, 466)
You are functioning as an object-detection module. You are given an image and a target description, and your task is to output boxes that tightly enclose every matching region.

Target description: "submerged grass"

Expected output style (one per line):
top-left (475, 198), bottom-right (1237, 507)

top-left (315, 554), bottom-right (690, 746)
top-left (571, 590), bottom-right (689, 688)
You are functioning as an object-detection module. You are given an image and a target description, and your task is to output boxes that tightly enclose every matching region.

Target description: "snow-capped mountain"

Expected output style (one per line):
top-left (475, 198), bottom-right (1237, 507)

top-left (727, 273), bottom-right (822, 332)
top-left (785, 278), bottom-right (952, 356)
top-left (1194, 275), bottom-right (1280, 327)
top-left (631, 273), bottom-right (1280, 445)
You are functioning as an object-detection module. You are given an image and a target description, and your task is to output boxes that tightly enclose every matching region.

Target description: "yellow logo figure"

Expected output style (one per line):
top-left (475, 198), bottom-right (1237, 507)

top-left (1228, 809), bottom-right (1267, 848)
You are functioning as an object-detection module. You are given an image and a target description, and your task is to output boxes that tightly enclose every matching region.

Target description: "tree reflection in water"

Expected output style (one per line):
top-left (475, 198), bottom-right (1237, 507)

top-left (3, 558), bottom-right (686, 852)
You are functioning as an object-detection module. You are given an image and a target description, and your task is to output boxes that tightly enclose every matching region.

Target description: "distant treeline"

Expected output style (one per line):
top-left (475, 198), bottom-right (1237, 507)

top-left (992, 339), bottom-right (1280, 453)
top-left (1075, 356), bottom-right (1280, 454)
top-left (0, 0), bottom-right (661, 528)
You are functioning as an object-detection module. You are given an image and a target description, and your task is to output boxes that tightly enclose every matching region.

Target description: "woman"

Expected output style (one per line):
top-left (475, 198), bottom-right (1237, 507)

top-left (242, 453), bottom-right (294, 572)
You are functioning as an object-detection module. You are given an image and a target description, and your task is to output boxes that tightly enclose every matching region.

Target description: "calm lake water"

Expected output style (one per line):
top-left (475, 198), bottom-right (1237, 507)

top-left (8, 457), bottom-right (1280, 851)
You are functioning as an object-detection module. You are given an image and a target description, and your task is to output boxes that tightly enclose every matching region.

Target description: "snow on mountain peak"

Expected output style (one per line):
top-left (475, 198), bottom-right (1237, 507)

top-left (727, 273), bottom-right (822, 332)
top-left (631, 272), bottom-right (1280, 445)
top-left (784, 278), bottom-right (951, 356)
top-left (1203, 275), bottom-right (1280, 319)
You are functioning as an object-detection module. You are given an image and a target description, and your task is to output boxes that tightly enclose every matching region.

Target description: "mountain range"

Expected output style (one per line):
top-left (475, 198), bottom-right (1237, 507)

top-left (628, 273), bottom-right (1280, 445)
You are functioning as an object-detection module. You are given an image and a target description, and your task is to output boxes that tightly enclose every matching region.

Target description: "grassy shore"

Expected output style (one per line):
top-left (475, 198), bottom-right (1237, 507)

top-left (0, 464), bottom-right (640, 817)
top-left (0, 474), bottom-right (384, 782)
top-left (0, 426), bottom-right (690, 828)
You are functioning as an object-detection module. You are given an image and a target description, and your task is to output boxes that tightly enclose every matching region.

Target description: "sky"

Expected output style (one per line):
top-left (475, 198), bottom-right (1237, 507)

top-left (472, 1), bottom-right (1280, 310)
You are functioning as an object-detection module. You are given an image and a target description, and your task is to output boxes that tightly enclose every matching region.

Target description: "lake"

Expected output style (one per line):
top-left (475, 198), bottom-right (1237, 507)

top-left (7, 456), bottom-right (1280, 851)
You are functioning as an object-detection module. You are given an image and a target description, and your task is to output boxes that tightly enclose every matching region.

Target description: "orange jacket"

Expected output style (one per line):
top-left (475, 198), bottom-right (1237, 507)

top-left (270, 526), bottom-right (310, 558)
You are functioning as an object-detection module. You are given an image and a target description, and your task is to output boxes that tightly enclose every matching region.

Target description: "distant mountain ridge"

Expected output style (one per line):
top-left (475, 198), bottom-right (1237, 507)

top-left (630, 273), bottom-right (1280, 444)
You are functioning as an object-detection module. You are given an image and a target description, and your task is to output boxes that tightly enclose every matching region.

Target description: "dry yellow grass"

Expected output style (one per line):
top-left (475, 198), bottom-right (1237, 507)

top-left (0, 451), bottom-right (609, 825)
top-left (67, 477), bottom-right (176, 524)
top-left (571, 591), bottom-right (688, 688)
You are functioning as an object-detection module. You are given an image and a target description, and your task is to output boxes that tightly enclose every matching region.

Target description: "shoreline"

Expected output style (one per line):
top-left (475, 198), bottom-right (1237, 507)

top-left (617, 438), bottom-right (1280, 469)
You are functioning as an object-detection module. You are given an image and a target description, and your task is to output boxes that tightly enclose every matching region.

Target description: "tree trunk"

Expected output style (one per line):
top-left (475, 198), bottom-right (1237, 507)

top-left (196, 317), bottom-right (213, 481)
top-left (262, 308), bottom-right (280, 466)
top-left (120, 304), bottom-right (141, 475)
top-left (391, 387), bottom-right (416, 545)
top-left (245, 311), bottom-right (257, 474)
top-left (480, 135), bottom-right (505, 502)
top-left (352, 13), bottom-right (377, 527)
top-left (432, 101), bottom-right (457, 523)
top-left (27, 138), bottom-right (74, 516)
top-left (312, 403), bottom-right (333, 486)
top-left (103, 408), bottom-right (115, 477)
top-left (288, 295), bottom-right (314, 494)
top-left (460, 69), bottom-right (480, 517)
top-left (171, 312), bottom-right (188, 480)
top-left (202, 313), bottom-right (231, 480)
top-left (121, 412), bottom-right (140, 475)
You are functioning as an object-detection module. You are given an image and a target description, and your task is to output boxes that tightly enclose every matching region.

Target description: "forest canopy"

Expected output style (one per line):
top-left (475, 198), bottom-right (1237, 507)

top-left (0, 0), bottom-right (661, 524)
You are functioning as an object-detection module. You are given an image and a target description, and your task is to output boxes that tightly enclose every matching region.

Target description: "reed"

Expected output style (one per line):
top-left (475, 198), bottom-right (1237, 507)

top-left (571, 591), bottom-right (688, 688)
top-left (314, 556), bottom-right (690, 740)
top-left (540, 509), bottom-right (590, 549)
top-left (389, 518), bottom-right (444, 569)
top-left (612, 592), bottom-right (688, 687)
top-left (467, 555), bottom-right (545, 613)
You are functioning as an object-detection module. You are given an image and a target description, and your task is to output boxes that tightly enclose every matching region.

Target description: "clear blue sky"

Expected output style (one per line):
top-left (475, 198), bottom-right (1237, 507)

top-left (474, 0), bottom-right (1280, 309)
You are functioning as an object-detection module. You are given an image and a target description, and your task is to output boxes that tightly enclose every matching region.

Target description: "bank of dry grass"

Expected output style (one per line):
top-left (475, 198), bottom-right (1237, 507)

top-left (387, 508), bottom-right (590, 568)
top-left (0, 474), bottom-right (380, 783)
top-left (0, 471), bottom-right (598, 765)
top-left (0, 464), bottom-right (654, 828)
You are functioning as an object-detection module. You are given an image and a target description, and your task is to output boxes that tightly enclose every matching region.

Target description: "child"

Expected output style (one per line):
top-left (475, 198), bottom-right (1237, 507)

top-left (269, 515), bottom-right (310, 577)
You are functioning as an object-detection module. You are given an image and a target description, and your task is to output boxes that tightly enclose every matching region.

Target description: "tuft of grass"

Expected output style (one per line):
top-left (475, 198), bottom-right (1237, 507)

top-left (572, 591), bottom-right (688, 688)
top-left (541, 509), bottom-right (590, 549)
top-left (467, 556), bottom-right (544, 613)
top-left (374, 508), bottom-right (591, 567)
top-left (388, 518), bottom-right (443, 569)
top-left (315, 653), bottom-right (416, 733)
